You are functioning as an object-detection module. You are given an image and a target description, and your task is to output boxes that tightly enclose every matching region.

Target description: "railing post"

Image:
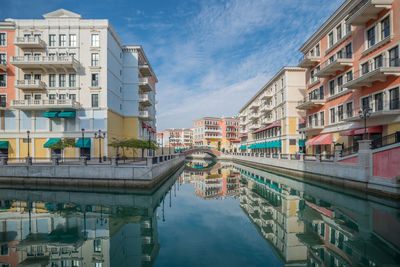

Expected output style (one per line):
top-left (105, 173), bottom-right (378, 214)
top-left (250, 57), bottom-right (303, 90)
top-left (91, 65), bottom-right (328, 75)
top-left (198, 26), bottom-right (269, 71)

top-left (300, 154), bottom-right (305, 161)
top-left (357, 140), bottom-right (372, 181)
top-left (334, 150), bottom-right (341, 163)
top-left (52, 157), bottom-right (59, 166)
top-left (315, 154), bottom-right (321, 162)
top-left (147, 157), bottom-right (153, 167)
top-left (25, 157), bottom-right (32, 166)
top-left (0, 157), bottom-right (8, 166)
top-left (80, 156), bottom-right (87, 166)
top-left (111, 157), bottom-right (118, 166)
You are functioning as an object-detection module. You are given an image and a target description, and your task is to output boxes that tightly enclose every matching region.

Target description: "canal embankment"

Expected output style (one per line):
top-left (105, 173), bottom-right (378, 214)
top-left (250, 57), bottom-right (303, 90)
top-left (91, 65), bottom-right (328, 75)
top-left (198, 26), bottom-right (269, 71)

top-left (220, 141), bottom-right (400, 199)
top-left (0, 154), bottom-right (185, 189)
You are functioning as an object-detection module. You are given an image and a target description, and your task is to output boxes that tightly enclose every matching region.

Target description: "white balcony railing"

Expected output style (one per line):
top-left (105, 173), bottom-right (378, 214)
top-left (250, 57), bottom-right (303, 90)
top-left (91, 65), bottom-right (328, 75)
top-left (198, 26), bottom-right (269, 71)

top-left (139, 77), bottom-right (154, 92)
top-left (15, 79), bottom-right (46, 90)
top-left (10, 56), bottom-right (79, 71)
top-left (10, 99), bottom-right (80, 109)
top-left (14, 36), bottom-right (46, 48)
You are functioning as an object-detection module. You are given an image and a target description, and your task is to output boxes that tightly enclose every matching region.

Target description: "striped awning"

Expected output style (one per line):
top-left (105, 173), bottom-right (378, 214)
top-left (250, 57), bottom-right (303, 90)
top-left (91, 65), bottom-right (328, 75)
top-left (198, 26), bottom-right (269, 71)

top-left (43, 138), bottom-right (61, 148)
top-left (306, 134), bottom-right (332, 146)
top-left (354, 126), bottom-right (382, 135)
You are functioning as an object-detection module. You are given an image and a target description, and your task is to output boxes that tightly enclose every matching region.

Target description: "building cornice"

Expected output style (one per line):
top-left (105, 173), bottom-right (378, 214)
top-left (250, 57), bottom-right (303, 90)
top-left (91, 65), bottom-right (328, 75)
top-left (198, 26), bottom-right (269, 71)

top-left (298, 0), bottom-right (359, 54)
top-left (0, 21), bottom-right (15, 30)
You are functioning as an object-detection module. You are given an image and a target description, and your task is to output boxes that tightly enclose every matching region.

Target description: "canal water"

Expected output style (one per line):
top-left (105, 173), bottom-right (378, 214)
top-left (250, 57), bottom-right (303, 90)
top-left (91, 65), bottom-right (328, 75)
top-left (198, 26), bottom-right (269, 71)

top-left (0, 159), bottom-right (399, 266)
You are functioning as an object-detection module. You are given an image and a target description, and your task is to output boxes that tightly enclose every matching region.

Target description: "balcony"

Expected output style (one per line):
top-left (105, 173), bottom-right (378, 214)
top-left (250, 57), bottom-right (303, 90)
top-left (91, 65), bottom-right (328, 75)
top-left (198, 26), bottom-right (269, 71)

top-left (10, 56), bottom-right (79, 71)
top-left (300, 120), bottom-right (325, 132)
top-left (298, 54), bottom-right (320, 68)
top-left (0, 102), bottom-right (7, 109)
top-left (139, 64), bottom-right (152, 77)
top-left (250, 101), bottom-right (261, 110)
top-left (139, 93), bottom-right (152, 106)
top-left (139, 77), bottom-right (154, 92)
top-left (315, 53), bottom-right (353, 78)
top-left (343, 58), bottom-right (400, 89)
top-left (15, 80), bottom-right (46, 90)
top-left (347, 0), bottom-right (392, 26)
top-left (345, 99), bottom-right (400, 122)
top-left (0, 61), bottom-right (7, 71)
top-left (10, 99), bottom-right (80, 110)
top-left (261, 91), bottom-right (273, 99)
top-left (297, 96), bottom-right (325, 110)
top-left (14, 36), bottom-right (46, 49)
top-left (205, 134), bottom-right (222, 139)
top-left (261, 117), bottom-right (273, 125)
top-left (249, 112), bottom-right (260, 121)
top-left (249, 123), bottom-right (261, 131)
top-left (260, 105), bottom-right (273, 113)
top-left (139, 110), bottom-right (152, 120)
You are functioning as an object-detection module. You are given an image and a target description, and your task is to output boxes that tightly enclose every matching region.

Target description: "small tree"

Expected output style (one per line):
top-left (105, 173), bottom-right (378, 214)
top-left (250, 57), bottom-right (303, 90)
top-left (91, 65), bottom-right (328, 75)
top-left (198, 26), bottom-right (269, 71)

top-left (48, 138), bottom-right (76, 158)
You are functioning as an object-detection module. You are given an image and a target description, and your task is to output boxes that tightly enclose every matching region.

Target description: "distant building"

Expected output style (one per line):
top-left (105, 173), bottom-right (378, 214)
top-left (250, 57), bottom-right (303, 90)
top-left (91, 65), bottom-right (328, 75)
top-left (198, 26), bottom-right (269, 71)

top-left (157, 128), bottom-right (193, 149)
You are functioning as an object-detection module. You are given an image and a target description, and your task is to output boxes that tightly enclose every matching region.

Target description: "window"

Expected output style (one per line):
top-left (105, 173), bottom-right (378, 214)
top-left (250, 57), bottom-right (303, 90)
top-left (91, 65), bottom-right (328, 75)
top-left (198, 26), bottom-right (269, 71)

top-left (346, 102), bottom-right (353, 118)
top-left (320, 111), bottom-right (324, 126)
top-left (374, 92), bottom-right (383, 111)
top-left (313, 113), bottom-right (318, 126)
top-left (345, 43), bottom-right (352, 58)
top-left (0, 244), bottom-right (8, 255)
top-left (346, 24), bottom-right (351, 34)
top-left (0, 74), bottom-right (6, 87)
top-left (337, 24), bottom-right (342, 40)
top-left (34, 74), bottom-right (41, 80)
top-left (69, 74), bottom-right (76, 87)
top-left (330, 229), bottom-right (336, 244)
top-left (34, 94), bottom-right (41, 100)
top-left (374, 55), bottom-right (383, 69)
top-left (337, 76), bottom-right (343, 92)
top-left (367, 27), bottom-right (375, 48)
top-left (0, 33), bottom-right (6, 46)
top-left (91, 73), bottom-right (99, 87)
top-left (91, 34), bottom-right (99, 47)
top-left (319, 85), bottom-right (324, 99)
top-left (91, 94), bottom-right (99, 107)
top-left (389, 87), bottom-right (399, 110)
top-left (59, 34), bottom-right (66, 46)
top-left (362, 62), bottom-right (369, 75)
top-left (381, 16), bottom-right (390, 40)
top-left (316, 44), bottom-right (320, 57)
top-left (362, 96), bottom-right (370, 110)
top-left (329, 80), bottom-right (335, 96)
top-left (308, 115), bottom-right (313, 127)
top-left (91, 53), bottom-right (99, 66)
top-left (338, 105), bottom-right (344, 121)
top-left (0, 95), bottom-right (6, 108)
top-left (24, 95), bottom-right (31, 100)
top-left (0, 53), bottom-right (6, 64)
top-left (328, 32), bottom-right (334, 47)
top-left (59, 74), bottom-right (66, 87)
top-left (49, 74), bottom-right (56, 87)
top-left (389, 46), bottom-right (399, 67)
top-left (346, 70), bottom-right (353, 82)
top-left (59, 94), bottom-right (66, 100)
top-left (49, 94), bottom-right (56, 100)
top-left (49, 34), bottom-right (56, 46)
top-left (330, 108), bottom-right (336, 124)
top-left (69, 94), bottom-right (76, 100)
top-left (69, 34), bottom-right (77, 46)
top-left (94, 239), bottom-right (102, 252)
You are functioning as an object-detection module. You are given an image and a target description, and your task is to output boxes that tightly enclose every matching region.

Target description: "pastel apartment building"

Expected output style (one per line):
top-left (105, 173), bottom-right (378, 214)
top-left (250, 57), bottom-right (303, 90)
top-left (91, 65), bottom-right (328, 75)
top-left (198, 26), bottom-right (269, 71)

top-left (0, 9), bottom-right (157, 159)
top-left (193, 116), bottom-right (240, 151)
top-left (238, 67), bottom-right (306, 154)
top-left (157, 128), bottom-right (193, 149)
top-left (297, 0), bottom-right (399, 155)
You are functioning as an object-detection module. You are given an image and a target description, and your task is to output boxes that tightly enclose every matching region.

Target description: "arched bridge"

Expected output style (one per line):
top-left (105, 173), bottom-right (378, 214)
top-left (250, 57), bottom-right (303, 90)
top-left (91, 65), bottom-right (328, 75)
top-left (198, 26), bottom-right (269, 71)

top-left (184, 162), bottom-right (221, 172)
top-left (183, 147), bottom-right (221, 158)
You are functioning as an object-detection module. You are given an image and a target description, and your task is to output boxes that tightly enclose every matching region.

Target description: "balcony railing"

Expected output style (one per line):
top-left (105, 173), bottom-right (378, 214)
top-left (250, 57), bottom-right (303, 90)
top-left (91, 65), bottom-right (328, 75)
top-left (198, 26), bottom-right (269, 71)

top-left (261, 117), bottom-right (273, 125)
top-left (139, 110), bottom-right (152, 120)
top-left (139, 77), bottom-right (154, 92)
top-left (347, 0), bottom-right (393, 26)
top-left (10, 56), bottom-right (79, 71)
top-left (261, 91), bottom-right (273, 99)
top-left (260, 105), bottom-right (273, 113)
top-left (345, 99), bottom-right (400, 121)
top-left (14, 36), bottom-right (46, 48)
top-left (315, 51), bottom-right (353, 78)
top-left (139, 64), bottom-right (152, 77)
top-left (298, 54), bottom-right (320, 68)
top-left (296, 95), bottom-right (325, 110)
top-left (139, 93), bottom-right (152, 106)
top-left (10, 99), bottom-right (80, 109)
top-left (344, 57), bottom-right (400, 89)
top-left (15, 79), bottom-right (46, 90)
top-left (302, 119), bottom-right (325, 131)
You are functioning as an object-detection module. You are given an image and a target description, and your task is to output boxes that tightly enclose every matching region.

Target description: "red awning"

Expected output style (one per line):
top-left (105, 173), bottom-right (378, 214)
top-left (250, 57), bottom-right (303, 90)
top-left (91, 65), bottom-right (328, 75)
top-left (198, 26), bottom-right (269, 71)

top-left (306, 134), bottom-right (332, 146)
top-left (339, 130), bottom-right (355, 136)
top-left (230, 139), bottom-right (241, 142)
top-left (354, 126), bottom-right (382, 135)
top-left (142, 122), bottom-right (148, 129)
top-left (252, 121), bottom-right (281, 134)
top-left (151, 128), bottom-right (156, 133)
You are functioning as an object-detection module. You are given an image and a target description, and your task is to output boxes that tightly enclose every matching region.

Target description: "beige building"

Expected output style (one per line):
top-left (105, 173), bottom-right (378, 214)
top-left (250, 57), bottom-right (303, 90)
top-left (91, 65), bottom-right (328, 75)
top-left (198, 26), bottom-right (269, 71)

top-left (238, 67), bottom-right (306, 154)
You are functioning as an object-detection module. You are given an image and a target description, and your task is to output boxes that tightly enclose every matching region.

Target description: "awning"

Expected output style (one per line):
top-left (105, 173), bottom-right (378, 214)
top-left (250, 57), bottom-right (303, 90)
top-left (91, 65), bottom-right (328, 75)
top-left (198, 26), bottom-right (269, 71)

top-left (75, 138), bottom-right (91, 148)
top-left (252, 122), bottom-right (281, 134)
top-left (230, 139), bottom-right (241, 142)
top-left (354, 126), bottom-right (382, 135)
top-left (151, 128), bottom-right (156, 133)
top-left (239, 134), bottom-right (248, 138)
top-left (57, 111), bottom-right (76, 118)
top-left (239, 145), bottom-right (247, 150)
top-left (141, 122), bottom-right (148, 129)
top-left (339, 130), bottom-right (355, 136)
top-left (306, 134), bottom-right (332, 146)
top-left (248, 144), bottom-right (256, 149)
top-left (299, 139), bottom-right (306, 147)
top-left (0, 141), bottom-right (9, 149)
top-left (43, 112), bottom-right (59, 118)
top-left (43, 138), bottom-right (61, 148)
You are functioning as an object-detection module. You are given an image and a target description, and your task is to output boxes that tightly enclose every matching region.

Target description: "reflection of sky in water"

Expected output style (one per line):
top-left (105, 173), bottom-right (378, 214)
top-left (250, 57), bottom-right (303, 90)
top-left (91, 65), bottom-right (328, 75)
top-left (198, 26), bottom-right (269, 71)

top-left (155, 183), bottom-right (282, 267)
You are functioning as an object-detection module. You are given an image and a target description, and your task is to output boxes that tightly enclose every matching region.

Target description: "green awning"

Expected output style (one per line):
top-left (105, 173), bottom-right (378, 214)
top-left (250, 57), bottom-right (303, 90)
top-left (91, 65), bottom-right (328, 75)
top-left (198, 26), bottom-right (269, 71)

top-left (43, 112), bottom-right (59, 118)
top-left (44, 138), bottom-right (61, 148)
top-left (0, 141), bottom-right (9, 149)
top-left (75, 138), bottom-right (91, 148)
top-left (58, 111), bottom-right (76, 118)
top-left (239, 145), bottom-right (247, 150)
top-left (299, 139), bottom-right (306, 147)
top-left (255, 143), bottom-right (264, 149)
top-left (248, 144), bottom-right (256, 149)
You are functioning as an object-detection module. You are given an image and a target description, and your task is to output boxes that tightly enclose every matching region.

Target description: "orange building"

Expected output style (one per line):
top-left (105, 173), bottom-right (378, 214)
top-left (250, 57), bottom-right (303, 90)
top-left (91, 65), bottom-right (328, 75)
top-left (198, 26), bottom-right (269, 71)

top-left (0, 21), bottom-right (16, 110)
top-left (297, 0), bottom-right (400, 155)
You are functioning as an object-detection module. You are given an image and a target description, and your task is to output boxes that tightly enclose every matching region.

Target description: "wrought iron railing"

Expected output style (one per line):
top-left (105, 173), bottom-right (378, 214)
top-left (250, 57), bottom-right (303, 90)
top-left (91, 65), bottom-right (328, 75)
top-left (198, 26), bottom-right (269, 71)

top-left (371, 131), bottom-right (400, 149)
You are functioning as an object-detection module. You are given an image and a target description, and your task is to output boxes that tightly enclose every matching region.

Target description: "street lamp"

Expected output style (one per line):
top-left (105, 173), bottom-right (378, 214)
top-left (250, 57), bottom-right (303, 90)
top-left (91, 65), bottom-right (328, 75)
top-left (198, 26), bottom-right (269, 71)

top-left (81, 128), bottom-right (85, 158)
top-left (161, 133), bottom-right (164, 155)
top-left (169, 135), bottom-right (172, 155)
top-left (359, 107), bottom-right (372, 140)
top-left (94, 130), bottom-right (106, 163)
top-left (26, 130), bottom-right (30, 158)
top-left (148, 126), bottom-right (152, 157)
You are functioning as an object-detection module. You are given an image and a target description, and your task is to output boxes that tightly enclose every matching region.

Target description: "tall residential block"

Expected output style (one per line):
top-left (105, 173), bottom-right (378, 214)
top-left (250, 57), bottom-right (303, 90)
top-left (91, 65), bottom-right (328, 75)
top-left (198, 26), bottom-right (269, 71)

top-left (0, 9), bottom-right (157, 159)
top-left (297, 0), bottom-right (399, 154)
top-left (238, 67), bottom-right (306, 154)
top-left (156, 128), bottom-right (194, 150)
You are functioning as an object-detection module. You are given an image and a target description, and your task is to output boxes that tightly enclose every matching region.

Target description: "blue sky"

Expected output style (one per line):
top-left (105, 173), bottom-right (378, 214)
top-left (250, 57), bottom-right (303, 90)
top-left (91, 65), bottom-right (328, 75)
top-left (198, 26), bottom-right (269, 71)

top-left (1, 0), bottom-right (344, 130)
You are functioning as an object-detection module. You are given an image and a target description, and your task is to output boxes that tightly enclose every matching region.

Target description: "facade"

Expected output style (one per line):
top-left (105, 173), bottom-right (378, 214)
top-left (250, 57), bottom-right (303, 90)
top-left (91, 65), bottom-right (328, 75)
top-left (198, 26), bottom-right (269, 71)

top-left (193, 117), bottom-right (240, 151)
top-left (297, 0), bottom-right (400, 155)
top-left (0, 9), bottom-right (157, 159)
top-left (157, 128), bottom-right (193, 150)
top-left (238, 67), bottom-right (306, 154)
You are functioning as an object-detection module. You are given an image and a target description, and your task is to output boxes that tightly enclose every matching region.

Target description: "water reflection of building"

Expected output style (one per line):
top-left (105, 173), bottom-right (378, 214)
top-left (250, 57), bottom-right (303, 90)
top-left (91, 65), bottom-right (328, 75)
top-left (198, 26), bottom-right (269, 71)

top-left (0, 168), bottom-right (181, 267)
top-left (239, 177), bottom-right (307, 266)
top-left (235, 163), bottom-right (400, 267)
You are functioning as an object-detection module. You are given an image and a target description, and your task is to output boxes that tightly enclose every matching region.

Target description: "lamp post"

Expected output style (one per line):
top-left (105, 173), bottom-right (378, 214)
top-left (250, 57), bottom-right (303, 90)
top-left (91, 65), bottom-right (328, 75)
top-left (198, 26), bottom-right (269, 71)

top-left (169, 135), bottom-right (172, 155)
top-left (81, 128), bottom-right (85, 158)
top-left (94, 130), bottom-right (106, 163)
top-left (359, 107), bottom-right (372, 140)
top-left (148, 126), bottom-right (152, 157)
top-left (26, 130), bottom-right (30, 158)
top-left (161, 133), bottom-right (164, 155)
